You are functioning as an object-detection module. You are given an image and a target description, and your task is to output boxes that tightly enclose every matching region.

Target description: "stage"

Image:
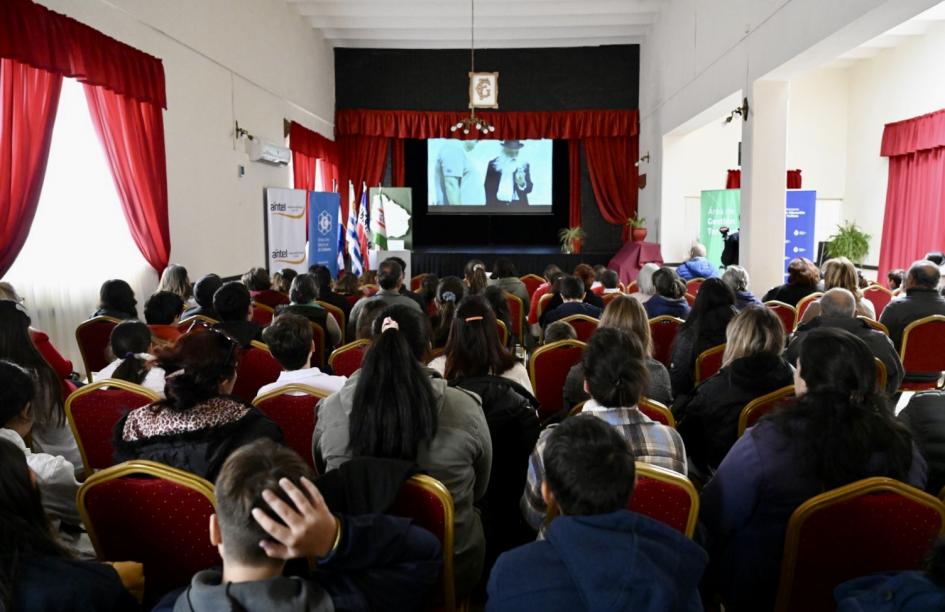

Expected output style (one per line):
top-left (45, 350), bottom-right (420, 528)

top-left (410, 246), bottom-right (615, 278)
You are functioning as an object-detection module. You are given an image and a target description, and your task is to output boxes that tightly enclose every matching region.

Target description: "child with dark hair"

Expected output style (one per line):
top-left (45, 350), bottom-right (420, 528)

top-left (540, 275), bottom-right (603, 327)
top-left (310, 264), bottom-right (353, 321)
top-left (487, 415), bottom-right (706, 611)
top-left (212, 281), bottom-right (263, 348)
top-left (542, 320), bottom-right (577, 344)
top-left (93, 320), bottom-right (166, 397)
top-left (144, 291), bottom-right (184, 345)
top-left (258, 314), bottom-right (346, 397)
top-left (183, 274), bottom-right (222, 320)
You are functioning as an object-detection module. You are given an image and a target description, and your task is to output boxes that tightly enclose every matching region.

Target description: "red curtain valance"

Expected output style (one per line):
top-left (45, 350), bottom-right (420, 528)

top-left (288, 120), bottom-right (337, 159)
top-left (0, 0), bottom-right (166, 107)
top-left (335, 109), bottom-right (638, 139)
top-left (881, 109), bottom-right (945, 157)
top-left (725, 169), bottom-right (803, 189)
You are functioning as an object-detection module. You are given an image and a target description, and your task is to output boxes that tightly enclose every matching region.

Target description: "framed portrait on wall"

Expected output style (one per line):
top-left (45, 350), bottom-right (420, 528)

top-left (469, 72), bottom-right (499, 109)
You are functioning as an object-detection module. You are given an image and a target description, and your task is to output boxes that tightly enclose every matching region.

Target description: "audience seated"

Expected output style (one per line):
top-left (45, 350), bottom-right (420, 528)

top-left (630, 262), bottom-right (660, 304)
top-left (313, 304), bottom-right (492, 597)
top-left (484, 285), bottom-right (516, 349)
top-left (564, 295), bottom-right (673, 409)
top-left (389, 256), bottom-right (426, 311)
top-left (489, 257), bottom-right (531, 313)
top-left (572, 264), bottom-right (605, 308)
top-left (542, 320), bottom-right (576, 344)
top-left (182, 274), bottom-right (221, 321)
top-left (674, 306), bottom-right (793, 475)
top-left (0, 439), bottom-right (138, 611)
top-left (355, 300), bottom-right (388, 341)
top-left (540, 275), bottom-right (603, 327)
top-left (270, 267), bottom-right (297, 295)
top-left (675, 243), bottom-right (718, 281)
top-left (275, 274), bottom-right (341, 349)
top-left (332, 271), bottom-right (361, 301)
top-left (157, 264), bottom-right (193, 307)
top-left (161, 439), bottom-right (441, 612)
top-left (257, 314), bottom-right (346, 397)
top-left (113, 330), bottom-right (282, 481)
top-left (92, 279), bottom-right (138, 320)
top-left (700, 327), bottom-right (927, 611)
top-left (0, 300), bottom-right (82, 471)
top-left (598, 269), bottom-right (621, 294)
top-left (787, 288), bottom-right (904, 395)
top-left (212, 281), bottom-right (262, 348)
top-left (798, 257), bottom-right (876, 324)
top-left (346, 259), bottom-right (421, 339)
top-left (0, 283), bottom-right (73, 381)
top-left (464, 259), bottom-right (489, 295)
top-left (0, 361), bottom-right (80, 526)
top-left (430, 276), bottom-right (465, 348)
top-left (761, 257), bottom-right (821, 306)
top-left (722, 265), bottom-right (763, 310)
top-left (242, 267), bottom-right (290, 309)
top-left (488, 415), bottom-right (707, 611)
top-left (880, 259), bottom-right (945, 350)
top-left (835, 537), bottom-right (945, 611)
top-left (522, 328), bottom-right (687, 532)
top-left (92, 320), bottom-right (167, 397)
top-left (526, 264), bottom-right (563, 326)
top-left (669, 278), bottom-right (737, 398)
top-left (310, 264), bottom-right (352, 321)
top-left (643, 267), bottom-right (691, 319)
top-left (888, 268), bottom-right (906, 291)
top-left (144, 291), bottom-right (184, 345)
top-left (418, 273), bottom-right (440, 316)
top-left (899, 390), bottom-right (945, 495)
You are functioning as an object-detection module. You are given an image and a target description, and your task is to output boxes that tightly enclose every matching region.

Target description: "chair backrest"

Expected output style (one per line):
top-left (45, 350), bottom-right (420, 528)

top-left (685, 278), bottom-right (705, 296)
top-left (774, 477), bottom-right (945, 612)
top-left (65, 380), bottom-right (160, 474)
top-left (78, 460), bottom-right (220, 606)
top-left (764, 301), bottom-right (798, 334)
top-left (737, 385), bottom-right (795, 437)
top-left (684, 292), bottom-right (696, 307)
top-left (629, 463), bottom-right (699, 537)
top-left (559, 314), bottom-right (599, 343)
top-left (649, 316), bottom-right (685, 368)
top-left (317, 301), bottom-right (346, 344)
top-left (567, 400), bottom-right (587, 418)
top-left (251, 303), bottom-right (275, 326)
top-left (900, 315), bottom-right (945, 374)
top-left (601, 292), bottom-right (623, 306)
top-left (863, 284), bottom-right (894, 318)
top-left (410, 273), bottom-right (429, 292)
top-left (388, 475), bottom-right (456, 612)
top-left (362, 284), bottom-right (380, 297)
top-left (327, 339), bottom-right (371, 377)
top-left (496, 319), bottom-right (509, 346)
top-left (309, 322), bottom-right (327, 369)
top-left (858, 316), bottom-right (889, 336)
top-left (625, 280), bottom-right (638, 294)
top-left (694, 344), bottom-right (726, 385)
top-left (177, 315), bottom-right (218, 334)
top-left (503, 291), bottom-right (525, 345)
top-left (75, 316), bottom-right (121, 381)
top-left (529, 339), bottom-right (587, 421)
top-left (519, 274), bottom-right (545, 298)
top-left (794, 292), bottom-right (824, 329)
top-left (252, 384), bottom-right (328, 471)
top-left (875, 357), bottom-right (887, 393)
top-left (638, 397), bottom-right (676, 427)
top-left (231, 341), bottom-right (282, 402)
top-left (536, 292), bottom-right (555, 320)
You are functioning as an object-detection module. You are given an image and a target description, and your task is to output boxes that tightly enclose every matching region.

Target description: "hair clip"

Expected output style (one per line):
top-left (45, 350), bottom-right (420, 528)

top-left (381, 317), bottom-right (400, 333)
top-left (441, 291), bottom-right (457, 303)
top-left (464, 316), bottom-right (484, 322)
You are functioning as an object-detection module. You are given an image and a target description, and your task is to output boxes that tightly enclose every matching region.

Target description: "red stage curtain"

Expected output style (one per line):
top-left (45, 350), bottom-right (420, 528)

top-left (338, 135), bottom-right (388, 218)
top-left (725, 169), bottom-right (803, 189)
top-left (0, 0), bottom-right (166, 108)
top-left (585, 136), bottom-right (638, 241)
top-left (878, 109), bottom-right (945, 280)
top-left (391, 139), bottom-right (405, 187)
top-left (0, 59), bottom-right (62, 276)
top-left (84, 84), bottom-right (170, 273)
top-left (292, 150), bottom-right (316, 191)
top-left (568, 140), bottom-right (582, 253)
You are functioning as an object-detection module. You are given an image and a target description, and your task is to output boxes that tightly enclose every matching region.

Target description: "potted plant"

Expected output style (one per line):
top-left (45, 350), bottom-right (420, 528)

top-left (626, 214), bottom-right (648, 242)
top-left (826, 221), bottom-right (871, 265)
top-left (558, 226), bottom-right (584, 254)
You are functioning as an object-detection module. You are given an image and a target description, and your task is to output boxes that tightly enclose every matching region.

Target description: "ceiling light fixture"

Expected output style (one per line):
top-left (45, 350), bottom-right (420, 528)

top-left (451, 0), bottom-right (495, 135)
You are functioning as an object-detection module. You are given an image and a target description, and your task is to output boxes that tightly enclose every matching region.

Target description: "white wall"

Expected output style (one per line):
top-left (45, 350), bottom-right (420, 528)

top-left (36, 0), bottom-right (335, 278)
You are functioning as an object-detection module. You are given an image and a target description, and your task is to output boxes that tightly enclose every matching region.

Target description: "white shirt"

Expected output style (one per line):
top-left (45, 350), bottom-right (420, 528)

top-left (256, 367), bottom-right (347, 398)
top-left (0, 428), bottom-right (80, 525)
top-left (428, 356), bottom-right (534, 395)
top-left (93, 356), bottom-right (167, 398)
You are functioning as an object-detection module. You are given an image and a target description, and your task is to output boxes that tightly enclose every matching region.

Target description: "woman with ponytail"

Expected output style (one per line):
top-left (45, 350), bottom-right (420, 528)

top-left (114, 330), bottom-right (282, 481)
top-left (431, 276), bottom-right (465, 348)
top-left (314, 304), bottom-right (492, 598)
top-left (92, 320), bottom-right (166, 397)
top-left (701, 327), bottom-right (926, 612)
top-left (464, 259), bottom-right (489, 295)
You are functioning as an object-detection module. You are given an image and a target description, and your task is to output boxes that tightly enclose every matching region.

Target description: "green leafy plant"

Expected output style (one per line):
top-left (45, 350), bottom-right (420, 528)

top-left (826, 221), bottom-right (871, 264)
top-left (558, 226), bottom-right (584, 254)
top-left (626, 214), bottom-right (647, 228)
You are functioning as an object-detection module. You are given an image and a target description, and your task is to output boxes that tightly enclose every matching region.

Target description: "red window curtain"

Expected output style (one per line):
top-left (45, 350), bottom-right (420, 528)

top-left (391, 139), bottom-right (406, 187)
top-left (584, 136), bottom-right (638, 241)
top-left (568, 140), bottom-right (582, 253)
top-left (84, 84), bottom-right (170, 273)
top-left (878, 109), bottom-right (945, 280)
top-left (0, 59), bottom-right (62, 276)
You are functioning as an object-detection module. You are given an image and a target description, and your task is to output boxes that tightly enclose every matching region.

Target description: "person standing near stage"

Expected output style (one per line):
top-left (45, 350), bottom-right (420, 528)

top-left (434, 139), bottom-right (484, 205)
top-left (485, 140), bottom-right (533, 207)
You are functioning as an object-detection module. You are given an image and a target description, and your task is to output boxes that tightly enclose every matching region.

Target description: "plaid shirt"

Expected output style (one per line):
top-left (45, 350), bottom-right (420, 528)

top-left (521, 400), bottom-right (688, 531)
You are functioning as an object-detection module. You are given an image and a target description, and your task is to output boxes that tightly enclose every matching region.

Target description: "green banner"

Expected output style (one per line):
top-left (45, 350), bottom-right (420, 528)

top-left (700, 189), bottom-right (741, 270)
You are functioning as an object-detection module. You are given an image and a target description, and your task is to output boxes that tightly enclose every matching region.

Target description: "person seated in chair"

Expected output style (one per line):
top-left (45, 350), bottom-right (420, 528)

top-left (880, 260), bottom-right (945, 351)
top-left (310, 264), bottom-right (352, 322)
top-left (540, 276), bottom-right (602, 328)
top-left (92, 320), bottom-right (166, 398)
top-left (242, 267), bottom-right (289, 309)
top-left (160, 439), bottom-right (442, 612)
top-left (346, 260), bottom-right (421, 340)
top-left (542, 321), bottom-right (576, 345)
top-left (644, 267), bottom-right (691, 320)
top-left (212, 282), bottom-right (262, 348)
top-left (91, 279), bottom-right (138, 320)
top-left (144, 291), bottom-right (184, 345)
top-left (275, 274), bottom-right (341, 350)
top-left (257, 314), bottom-right (346, 399)
top-left (675, 243), bottom-right (718, 281)
top-left (183, 274), bottom-right (222, 321)
top-left (599, 269), bottom-right (622, 295)
top-left (488, 415), bottom-right (706, 611)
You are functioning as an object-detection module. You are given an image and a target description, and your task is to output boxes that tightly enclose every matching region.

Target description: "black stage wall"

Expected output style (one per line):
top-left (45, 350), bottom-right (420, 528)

top-left (336, 46), bottom-right (639, 254)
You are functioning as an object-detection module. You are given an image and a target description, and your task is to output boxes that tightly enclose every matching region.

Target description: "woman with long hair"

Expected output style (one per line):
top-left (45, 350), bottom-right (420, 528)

top-left (674, 306), bottom-right (793, 475)
top-left (465, 259), bottom-right (488, 295)
top-left (0, 283), bottom-right (74, 381)
top-left (92, 320), bottom-right (166, 397)
top-left (431, 276), bottom-right (465, 348)
top-left (92, 279), bottom-right (137, 320)
top-left (798, 256), bottom-right (876, 324)
top-left (702, 328), bottom-right (926, 611)
top-left (314, 304), bottom-right (491, 598)
top-left (270, 268), bottom-right (297, 295)
top-left (762, 257), bottom-right (821, 306)
top-left (669, 277), bottom-right (737, 397)
top-left (157, 264), bottom-right (193, 304)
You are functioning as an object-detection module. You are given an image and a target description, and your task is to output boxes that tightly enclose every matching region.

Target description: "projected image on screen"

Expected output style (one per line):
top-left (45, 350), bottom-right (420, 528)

top-left (428, 139), bottom-right (553, 214)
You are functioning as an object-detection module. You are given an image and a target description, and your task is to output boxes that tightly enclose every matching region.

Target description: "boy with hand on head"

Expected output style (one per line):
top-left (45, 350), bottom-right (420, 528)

top-left (167, 439), bottom-right (441, 612)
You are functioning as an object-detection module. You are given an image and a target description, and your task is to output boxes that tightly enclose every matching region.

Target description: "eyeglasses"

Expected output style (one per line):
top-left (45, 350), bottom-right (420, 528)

top-left (205, 326), bottom-right (240, 364)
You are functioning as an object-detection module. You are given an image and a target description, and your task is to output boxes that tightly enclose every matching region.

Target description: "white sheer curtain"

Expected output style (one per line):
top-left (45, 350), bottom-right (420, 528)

top-left (4, 79), bottom-right (156, 375)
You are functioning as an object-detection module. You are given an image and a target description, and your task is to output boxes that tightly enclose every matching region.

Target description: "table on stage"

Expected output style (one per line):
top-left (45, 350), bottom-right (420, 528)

top-left (608, 241), bottom-right (664, 284)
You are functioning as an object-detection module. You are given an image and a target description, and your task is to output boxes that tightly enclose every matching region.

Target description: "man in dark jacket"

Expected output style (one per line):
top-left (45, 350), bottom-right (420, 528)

top-left (487, 415), bottom-right (707, 611)
top-left (880, 260), bottom-right (945, 350)
top-left (899, 390), bottom-right (945, 496)
top-left (786, 288), bottom-right (904, 395)
top-left (540, 276), bottom-right (602, 327)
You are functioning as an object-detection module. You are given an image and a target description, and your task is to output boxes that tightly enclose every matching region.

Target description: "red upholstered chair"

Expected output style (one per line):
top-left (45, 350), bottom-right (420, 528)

top-left (529, 339), bottom-right (586, 421)
top-left (685, 278), bottom-right (705, 296)
top-left (251, 303), bottom-right (275, 326)
top-left (864, 284), bottom-right (894, 318)
top-left (252, 384), bottom-right (328, 471)
top-left (309, 322), bottom-right (327, 369)
top-left (737, 385), bottom-right (795, 437)
top-left (231, 341), bottom-right (282, 402)
top-left (362, 284), bottom-right (380, 297)
top-left (65, 380), bottom-right (160, 475)
top-left (177, 314), bottom-right (217, 334)
top-left (764, 301), bottom-right (797, 334)
top-left (504, 291), bottom-right (525, 345)
top-left (328, 339), bottom-right (371, 377)
top-left (568, 400), bottom-right (587, 417)
top-left (536, 292), bottom-right (555, 322)
top-left (694, 344), bottom-right (726, 386)
top-left (496, 319), bottom-right (509, 347)
top-left (559, 314), bottom-right (599, 343)
top-left (520, 274), bottom-right (545, 299)
top-left (625, 280), bottom-right (638, 294)
top-left (317, 300), bottom-right (347, 344)
top-left (794, 292), bottom-right (823, 329)
top-left (774, 477), bottom-right (945, 612)
top-left (75, 316), bottom-right (121, 382)
top-left (899, 315), bottom-right (945, 390)
top-left (684, 292), bottom-right (696, 307)
top-left (649, 316), bottom-right (685, 369)
top-left (253, 289), bottom-right (290, 309)
top-left (629, 463), bottom-right (699, 538)
top-left (344, 294), bottom-right (360, 307)
top-left (78, 461), bottom-right (220, 606)
top-left (874, 357), bottom-right (888, 393)
top-left (388, 475), bottom-right (457, 612)
top-left (601, 292), bottom-right (623, 306)
top-left (410, 274), bottom-right (429, 292)
top-left (858, 316), bottom-right (889, 336)
top-left (638, 397), bottom-right (676, 427)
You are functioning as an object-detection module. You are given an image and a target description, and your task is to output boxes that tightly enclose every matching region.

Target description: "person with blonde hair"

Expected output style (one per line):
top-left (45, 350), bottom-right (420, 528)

top-left (157, 263), bottom-right (193, 304)
top-left (563, 295), bottom-right (672, 408)
top-left (798, 257), bottom-right (875, 324)
top-left (673, 306), bottom-right (793, 475)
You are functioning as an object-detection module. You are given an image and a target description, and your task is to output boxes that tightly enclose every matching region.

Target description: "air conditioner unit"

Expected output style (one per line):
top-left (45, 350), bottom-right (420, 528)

top-left (246, 139), bottom-right (291, 166)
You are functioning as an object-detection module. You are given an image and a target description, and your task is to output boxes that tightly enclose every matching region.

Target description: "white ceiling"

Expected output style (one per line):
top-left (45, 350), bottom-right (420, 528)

top-left (826, 2), bottom-right (945, 69)
top-left (285, 0), bottom-right (667, 48)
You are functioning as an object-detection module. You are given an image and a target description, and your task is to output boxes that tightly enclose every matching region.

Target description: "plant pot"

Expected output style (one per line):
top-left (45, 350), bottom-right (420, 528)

top-left (630, 228), bottom-right (648, 242)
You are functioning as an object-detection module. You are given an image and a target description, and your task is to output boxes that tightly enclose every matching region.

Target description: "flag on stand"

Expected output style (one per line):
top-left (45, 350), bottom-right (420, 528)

top-left (335, 195), bottom-right (345, 274)
top-left (346, 181), bottom-right (362, 276)
top-left (356, 182), bottom-right (370, 271)
top-left (371, 186), bottom-right (388, 251)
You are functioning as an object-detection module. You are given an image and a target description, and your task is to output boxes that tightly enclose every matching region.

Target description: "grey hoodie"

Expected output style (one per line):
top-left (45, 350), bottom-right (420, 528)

top-left (173, 571), bottom-right (333, 612)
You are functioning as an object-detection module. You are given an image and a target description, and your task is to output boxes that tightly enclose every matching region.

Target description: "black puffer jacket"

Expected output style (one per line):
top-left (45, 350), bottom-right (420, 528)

top-left (899, 390), bottom-right (945, 495)
top-left (669, 305), bottom-right (737, 397)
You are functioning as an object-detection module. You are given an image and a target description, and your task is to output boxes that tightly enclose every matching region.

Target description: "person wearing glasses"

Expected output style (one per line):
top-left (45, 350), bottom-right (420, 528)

top-left (113, 329), bottom-right (283, 481)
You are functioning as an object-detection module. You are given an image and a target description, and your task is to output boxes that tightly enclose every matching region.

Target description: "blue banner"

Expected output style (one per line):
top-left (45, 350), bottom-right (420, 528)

top-left (784, 190), bottom-right (817, 279)
top-left (308, 191), bottom-right (342, 277)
